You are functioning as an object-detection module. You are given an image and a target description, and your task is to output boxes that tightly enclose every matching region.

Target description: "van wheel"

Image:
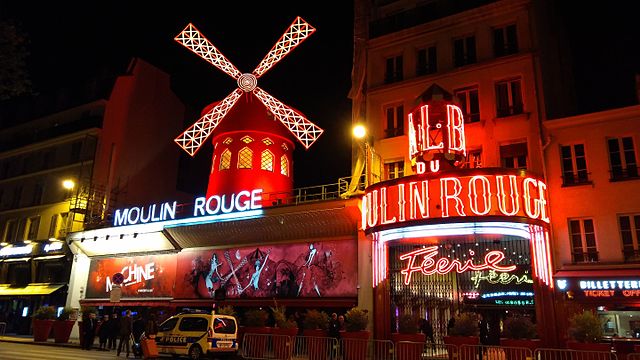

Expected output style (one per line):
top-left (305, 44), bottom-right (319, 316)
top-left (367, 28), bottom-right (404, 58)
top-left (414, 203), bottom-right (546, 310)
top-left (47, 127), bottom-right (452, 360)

top-left (189, 344), bottom-right (203, 360)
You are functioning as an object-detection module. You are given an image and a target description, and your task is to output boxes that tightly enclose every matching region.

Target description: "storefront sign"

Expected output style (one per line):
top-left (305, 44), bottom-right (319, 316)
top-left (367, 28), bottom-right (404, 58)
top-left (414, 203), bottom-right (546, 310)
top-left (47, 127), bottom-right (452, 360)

top-left (175, 239), bottom-right (358, 299)
top-left (85, 254), bottom-right (176, 298)
top-left (471, 270), bottom-right (533, 288)
top-left (399, 245), bottom-right (516, 285)
top-left (43, 242), bottom-right (63, 252)
top-left (0, 244), bottom-right (33, 257)
top-left (362, 172), bottom-right (550, 233)
top-left (556, 278), bottom-right (640, 298)
top-left (113, 189), bottom-right (263, 226)
top-left (579, 280), bottom-right (640, 290)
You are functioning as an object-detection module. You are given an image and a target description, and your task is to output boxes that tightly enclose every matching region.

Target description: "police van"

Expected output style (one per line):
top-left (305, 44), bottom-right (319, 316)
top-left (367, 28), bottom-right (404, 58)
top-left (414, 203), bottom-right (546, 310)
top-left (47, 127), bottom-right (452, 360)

top-left (155, 310), bottom-right (238, 359)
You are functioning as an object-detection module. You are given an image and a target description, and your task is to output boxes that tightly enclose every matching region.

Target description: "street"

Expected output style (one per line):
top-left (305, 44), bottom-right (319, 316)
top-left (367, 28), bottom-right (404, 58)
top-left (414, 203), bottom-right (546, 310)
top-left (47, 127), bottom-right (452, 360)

top-left (0, 342), bottom-right (142, 360)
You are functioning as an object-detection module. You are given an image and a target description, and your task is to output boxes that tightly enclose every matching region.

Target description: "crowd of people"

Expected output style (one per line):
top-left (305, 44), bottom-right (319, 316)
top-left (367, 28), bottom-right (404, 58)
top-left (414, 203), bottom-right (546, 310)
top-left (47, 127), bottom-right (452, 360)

top-left (81, 309), bottom-right (158, 357)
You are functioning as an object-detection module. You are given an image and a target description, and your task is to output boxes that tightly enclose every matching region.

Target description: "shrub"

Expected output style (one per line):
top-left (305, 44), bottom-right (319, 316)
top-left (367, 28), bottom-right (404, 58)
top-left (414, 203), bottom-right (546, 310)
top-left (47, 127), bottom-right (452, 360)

top-left (569, 311), bottom-right (602, 343)
top-left (345, 307), bottom-right (369, 332)
top-left (503, 316), bottom-right (537, 339)
top-left (271, 304), bottom-right (297, 329)
top-left (303, 309), bottom-right (329, 330)
top-left (216, 305), bottom-right (236, 317)
top-left (449, 312), bottom-right (479, 337)
top-left (34, 306), bottom-right (56, 320)
top-left (398, 314), bottom-right (419, 334)
top-left (244, 308), bottom-right (269, 327)
top-left (57, 307), bottom-right (75, 321)
top-left (81, 306), bottom-right (98, 315)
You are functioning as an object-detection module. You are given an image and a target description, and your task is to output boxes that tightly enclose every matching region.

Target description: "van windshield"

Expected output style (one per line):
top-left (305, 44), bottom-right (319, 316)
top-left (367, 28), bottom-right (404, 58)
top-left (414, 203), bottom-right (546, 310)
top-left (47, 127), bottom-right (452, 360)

top-left (213, 317), bottom-right (236, 334)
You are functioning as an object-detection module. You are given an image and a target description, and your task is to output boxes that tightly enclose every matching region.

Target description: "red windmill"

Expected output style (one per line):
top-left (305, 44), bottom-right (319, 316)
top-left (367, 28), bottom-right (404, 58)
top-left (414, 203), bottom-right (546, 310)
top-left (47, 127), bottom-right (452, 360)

top-left (174, 17), bottom-right (323, 201)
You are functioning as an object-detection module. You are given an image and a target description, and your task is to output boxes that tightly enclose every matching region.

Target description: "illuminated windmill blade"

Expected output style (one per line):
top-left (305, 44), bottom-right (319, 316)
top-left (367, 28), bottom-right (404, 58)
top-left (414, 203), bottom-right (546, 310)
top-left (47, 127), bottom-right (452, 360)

top-left (175, 89), bottom-right (244, 156)
top-left (252, 16), bottom-right (316, 78)
top-left (253, 87), bottom-right (323, 149)
top-left (175, 23), bottom-right (242, 80)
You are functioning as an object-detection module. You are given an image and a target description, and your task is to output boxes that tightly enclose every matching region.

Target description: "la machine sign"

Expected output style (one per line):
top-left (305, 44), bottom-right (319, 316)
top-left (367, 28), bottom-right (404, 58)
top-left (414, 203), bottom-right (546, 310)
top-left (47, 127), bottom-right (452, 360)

top-left (113, 189), bottom-right (263, 227)
top-left (361, 169), bottom-right (549, 232)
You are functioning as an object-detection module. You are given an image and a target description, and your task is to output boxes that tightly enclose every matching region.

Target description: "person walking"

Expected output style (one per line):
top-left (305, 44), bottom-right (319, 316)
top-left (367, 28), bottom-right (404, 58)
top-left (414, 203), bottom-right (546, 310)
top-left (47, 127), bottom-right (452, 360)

top-left (108, 312), bottom-right (119, 350)
top-left (145, 314), bottom-right (158, 339)
top-left (328, 313), bottom-right (341, 359)
top-left (98, 314), bottom-right (110, 350)
top-left (132, 315), bottom-right (145, 344)
top-left (82, 312), bottom-right (98, 350)
top-left (117, 310), bottom-right (133, 357)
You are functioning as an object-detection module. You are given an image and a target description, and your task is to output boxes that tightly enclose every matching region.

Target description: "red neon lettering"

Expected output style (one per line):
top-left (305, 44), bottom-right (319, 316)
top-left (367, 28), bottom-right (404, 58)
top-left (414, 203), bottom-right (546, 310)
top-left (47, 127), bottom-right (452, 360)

top-left (623, 290), bottom-right (640, 297)
top-left (468, 176), bottom-right (491, 215)
top-left (440, 177), bottom-right (465, 217)
top-left (584, 290), bottom-right (614, 297)
top-left (423, 105), bottom-right (443, 151)
top-left (447, 105), bottom-right (465, 153)
top-left (496, 175), bottom-right (519, 216)
top-left (397, 183), bottom-right (406, 222)
top-left (409, 181), bottom-right (429, 220)
top-left (523, 178), bottom-right (541, 219)
top-left (399, 246), bottom-right (516, 285)
top-left (380, 187), bottom-right (396, 225)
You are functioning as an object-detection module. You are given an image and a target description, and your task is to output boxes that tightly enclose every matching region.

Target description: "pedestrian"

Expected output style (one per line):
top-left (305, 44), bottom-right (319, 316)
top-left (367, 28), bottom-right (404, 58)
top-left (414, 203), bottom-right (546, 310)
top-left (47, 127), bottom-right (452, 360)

top-left (82, 312), bottom-right (98, 350)
top-left (98, 314), bottom-right (110, 350)
top-left (108, 312), bottom-right (119, 350)
top-left (478, 313), bottom-right (489, 345)
top-left (132, 314), bottom-right (145, 343)
top-left (338, 315), bottom-right (346, 331)
top-left (420, 318), bottom-right (435, 351)
top-left (117, 310), bottom-right (133, 357)
top-left (447, 312), bottom-right (457, 335)
top-left (328, 312), bottom-right (341, 359)
top-left (145, 314), bottom-right (159, 339)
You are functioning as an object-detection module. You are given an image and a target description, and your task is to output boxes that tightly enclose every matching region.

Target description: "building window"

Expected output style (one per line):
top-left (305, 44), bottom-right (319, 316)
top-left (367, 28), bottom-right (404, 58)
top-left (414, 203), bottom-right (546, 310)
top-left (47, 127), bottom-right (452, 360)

top-left (384, 104), bottom-right (404, 138)
top-left (454, 86), bottom-right (480, 123)
top-left (15, 218), bottom-right (27, 242)
top-left (493, 24), bottom-right (518, 57)
top-left (3, 219), bottom-right (18, 243)
top-left (496, 78), bottom-right (523, 117)
top-left (280, 155), bottom-right (289, 176)
top-left (608, 137), bottom-right (638, 180)
top-left (561, 144), bottom-right (590, 186)
top-left (620, 214), bottom-right (640, 262)
top-left (11, 185), bottom-right (22, 208)
top-left (222, 137), bottom-right (233, 145)
top-left (416, 46), bottom-right (437, 76)
top-left (262, 138), bottom-right (274, 146)
top-left (260, 150), bottom-right (274, 171)
top-left (48, 215), bottom-right (59, 239)
top-left (500, 142), bottom-right (527, 169)
top-left (27, 216), bottom-right (40, 240)
top-left (219, 149), bottom-right (231, 170)
top-left (385, 55), bottom-right (403, 83)
top-left (569, 219), bottom-right (598, 263)
top-left (462, 149), bottom-right (482, 169)
top-left (238, 147), bottom-right (253, 169)
top-left (241, 136), bottom-right (254, 144)
top-left (70, 141), bottom-right (82, 163)
top-left (385, 160), bottom-right (404, 180)
top-left (31, 182), bottom-right (44, 206)
top-left (453, 36), bottom-right (476, 67)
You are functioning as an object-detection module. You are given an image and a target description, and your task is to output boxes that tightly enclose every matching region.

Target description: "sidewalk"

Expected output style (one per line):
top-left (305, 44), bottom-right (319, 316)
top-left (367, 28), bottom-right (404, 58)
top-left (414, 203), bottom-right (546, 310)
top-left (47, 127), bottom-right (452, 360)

top-left (0, 334), bottom-right (81, 348)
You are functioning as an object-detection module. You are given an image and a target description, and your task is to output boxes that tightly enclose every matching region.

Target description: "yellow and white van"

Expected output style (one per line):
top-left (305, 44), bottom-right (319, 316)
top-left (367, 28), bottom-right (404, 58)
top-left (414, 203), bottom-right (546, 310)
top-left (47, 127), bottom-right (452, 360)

top-left (155, 310), bottom-right (238, 359)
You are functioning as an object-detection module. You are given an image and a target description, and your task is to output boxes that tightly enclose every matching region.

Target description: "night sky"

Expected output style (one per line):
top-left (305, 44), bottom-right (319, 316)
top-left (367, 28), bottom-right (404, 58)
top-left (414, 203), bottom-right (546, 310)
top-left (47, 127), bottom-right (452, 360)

top-left (2, 2), bottom-right (639, 190)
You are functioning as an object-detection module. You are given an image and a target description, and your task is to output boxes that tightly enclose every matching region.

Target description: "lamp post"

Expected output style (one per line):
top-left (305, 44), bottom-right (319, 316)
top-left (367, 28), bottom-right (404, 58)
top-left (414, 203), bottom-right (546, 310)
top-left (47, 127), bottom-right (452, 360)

top-left (353, 124), bottom-right (370, 188)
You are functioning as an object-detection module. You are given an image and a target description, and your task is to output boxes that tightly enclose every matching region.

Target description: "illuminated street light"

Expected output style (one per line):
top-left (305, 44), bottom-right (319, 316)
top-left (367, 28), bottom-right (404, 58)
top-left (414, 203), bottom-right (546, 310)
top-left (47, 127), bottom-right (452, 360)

top-left (62, 179), bottom-right (75, 190)
top-left (353, 124), bottom-right (366, 139)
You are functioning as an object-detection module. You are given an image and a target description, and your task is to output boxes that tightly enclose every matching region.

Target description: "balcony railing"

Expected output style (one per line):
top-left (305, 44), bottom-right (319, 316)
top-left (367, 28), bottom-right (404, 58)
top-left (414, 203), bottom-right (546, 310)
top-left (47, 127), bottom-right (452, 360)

top-left (623, 248), bottom-right (640, 263)
top-left (572, 250), bottom-right (599, 263)
top-left (384, 128), bottom-right (404, 138)
top-left (610, 166), bottom-right (639, 181)
top-left (497, 104), bottom-right (524, 118)
top-left (562, 172), bottom-right (591, 186)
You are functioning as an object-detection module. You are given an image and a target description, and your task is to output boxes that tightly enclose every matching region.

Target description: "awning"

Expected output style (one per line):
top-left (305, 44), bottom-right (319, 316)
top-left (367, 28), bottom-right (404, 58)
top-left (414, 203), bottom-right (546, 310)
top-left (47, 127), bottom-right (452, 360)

top-left (80, 299), bottom-right (172, 307)
top-left (555, 269), bottom-right (640, 278)
top-left (0, 283), bottom-right (65, 296)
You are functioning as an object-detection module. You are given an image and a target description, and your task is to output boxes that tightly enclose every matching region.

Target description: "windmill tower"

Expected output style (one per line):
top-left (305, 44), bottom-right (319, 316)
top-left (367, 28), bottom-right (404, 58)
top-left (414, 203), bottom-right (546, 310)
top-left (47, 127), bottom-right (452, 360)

top-left (174, 17), bottom-right (323, 202)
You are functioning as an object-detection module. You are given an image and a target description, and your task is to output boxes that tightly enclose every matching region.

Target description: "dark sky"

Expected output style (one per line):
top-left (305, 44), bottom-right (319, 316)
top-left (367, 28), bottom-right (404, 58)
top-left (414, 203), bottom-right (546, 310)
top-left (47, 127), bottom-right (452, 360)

top-left (1, 1), bottom-right (355, 189)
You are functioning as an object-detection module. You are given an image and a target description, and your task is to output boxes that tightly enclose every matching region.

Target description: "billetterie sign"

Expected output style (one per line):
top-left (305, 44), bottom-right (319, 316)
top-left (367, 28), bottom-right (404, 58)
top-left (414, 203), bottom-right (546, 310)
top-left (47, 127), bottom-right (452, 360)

top-left (113, 189), bottom-right (263, 227)
top-left (362, 170), bottom-right (549, 232)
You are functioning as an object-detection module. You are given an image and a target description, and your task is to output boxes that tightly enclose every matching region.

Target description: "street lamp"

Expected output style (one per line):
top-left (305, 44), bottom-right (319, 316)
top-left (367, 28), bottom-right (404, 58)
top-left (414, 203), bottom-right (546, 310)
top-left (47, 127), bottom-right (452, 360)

top-left (352, 124), bottom-right (371, 188)
top-left (62, 179), bottom-right (75, 190)
top-left (353, 124), bottom-right (367, 139)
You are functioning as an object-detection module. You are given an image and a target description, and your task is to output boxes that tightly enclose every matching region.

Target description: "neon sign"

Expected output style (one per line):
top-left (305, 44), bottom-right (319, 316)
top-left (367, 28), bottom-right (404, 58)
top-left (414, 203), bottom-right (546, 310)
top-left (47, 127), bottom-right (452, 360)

top-left (0, 245), bottom-right (33, 257)
top-left (471, 270), bottom-right (533, 288)
top-left (580, 280), bottom-right (640, 290)
top-left (43, 242), bottom-right (63, 253)
top-left (399, 245), bottom-right (516, 285)
top-left (362, 172), bottom-right (549, 232)
top-left (114, 189), bottom-right (263, 226)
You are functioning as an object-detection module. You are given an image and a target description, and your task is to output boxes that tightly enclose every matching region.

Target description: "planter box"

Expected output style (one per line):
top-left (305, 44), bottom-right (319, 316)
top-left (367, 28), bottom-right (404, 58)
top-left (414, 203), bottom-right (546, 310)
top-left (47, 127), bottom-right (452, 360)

top-left (52, 320), bottom-right (76, 343)
top-left (342, 331), bottom-right (371, 360)
top-left (567, 342), bottom-right (611, 351)
top-left (392, 333), bottom-right (426, 360)
top-left (272, 327), bottom-right (297, 360)
top-left (32, 319), bottom-right (55, 342)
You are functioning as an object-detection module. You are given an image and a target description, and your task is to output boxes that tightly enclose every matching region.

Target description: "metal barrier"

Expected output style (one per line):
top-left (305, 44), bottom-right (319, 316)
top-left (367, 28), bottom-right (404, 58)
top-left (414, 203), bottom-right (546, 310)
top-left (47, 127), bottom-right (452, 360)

top-left (0, 321), bottom-right (5, 336)
top-left (625, 353), bottom-right (640, 360)
top-left (339, 338), bottom-right (395, 360)
top-left (242, 333), bottom-right (295, 360)
top-left (458, 345), bottom-right (533, 360)
top-left (535, 348), bottom-right (618, 360)
top-left (292, 335), bottom-right (339, 360)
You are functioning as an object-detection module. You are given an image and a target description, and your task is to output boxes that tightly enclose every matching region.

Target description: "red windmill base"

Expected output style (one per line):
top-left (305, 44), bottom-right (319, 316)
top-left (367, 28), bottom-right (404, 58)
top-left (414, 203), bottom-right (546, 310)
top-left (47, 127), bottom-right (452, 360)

top-left (206, 93), bottom-right (295, 203)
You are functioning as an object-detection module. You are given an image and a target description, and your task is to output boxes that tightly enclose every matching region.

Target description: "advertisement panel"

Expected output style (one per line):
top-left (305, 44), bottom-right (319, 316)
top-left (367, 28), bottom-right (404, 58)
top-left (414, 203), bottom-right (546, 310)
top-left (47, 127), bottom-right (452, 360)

top-left (85, 254), bottom-right (177, 299)
top-left (175, 239), bottom-right (357, 299)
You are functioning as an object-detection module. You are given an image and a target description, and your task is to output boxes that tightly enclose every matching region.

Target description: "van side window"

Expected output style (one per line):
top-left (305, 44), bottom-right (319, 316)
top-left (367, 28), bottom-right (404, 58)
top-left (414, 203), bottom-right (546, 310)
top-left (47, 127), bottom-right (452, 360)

top-left (159, 318), bottom-right (179, 332)
top-left (213, 317), bottom-right (237, 334)
top-left (179, 317), bottom-right (208, 332)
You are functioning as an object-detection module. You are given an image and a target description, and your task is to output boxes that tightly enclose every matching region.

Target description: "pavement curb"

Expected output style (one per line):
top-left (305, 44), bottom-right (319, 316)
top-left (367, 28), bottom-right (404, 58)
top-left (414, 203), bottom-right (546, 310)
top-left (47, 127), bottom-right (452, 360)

top-left (0, 337), bottom-right (81, 348)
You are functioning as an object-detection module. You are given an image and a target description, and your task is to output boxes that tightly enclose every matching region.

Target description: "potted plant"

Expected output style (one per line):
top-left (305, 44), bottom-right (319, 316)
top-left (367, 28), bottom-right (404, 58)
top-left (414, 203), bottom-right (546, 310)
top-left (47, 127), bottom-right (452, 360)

top-left (342, 307), bottom-right (370, 360)
top-left (32, 306), bottom-right (56, 342)
top-left (303, 309), bottom-right (329, 360)
top-left (242, 308), bottom-right (271, 358)
top-left (443, 313), bottom-right (479, 360)
top-left (391, 314), bottom-right (425, 360)
top-left (270, 304), bottom-right (297, 360)
top-left (567, 311), bottom-right (610, 351)
top-left (500, 316), bottom-right (540, 358)
top-left (52, 307), bottom-right (76, 343)
top-left (216, 305), bottom-right (236, 317)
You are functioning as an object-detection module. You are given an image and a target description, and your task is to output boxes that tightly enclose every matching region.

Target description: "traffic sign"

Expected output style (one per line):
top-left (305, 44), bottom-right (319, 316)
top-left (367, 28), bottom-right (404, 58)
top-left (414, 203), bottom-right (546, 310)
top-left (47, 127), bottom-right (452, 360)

top-left (112, 272), bottom-right (125, 285)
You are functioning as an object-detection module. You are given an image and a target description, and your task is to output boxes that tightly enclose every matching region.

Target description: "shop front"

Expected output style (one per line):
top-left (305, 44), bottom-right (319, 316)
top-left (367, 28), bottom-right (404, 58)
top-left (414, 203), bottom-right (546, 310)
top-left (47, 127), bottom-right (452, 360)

top-left (0, 240), bottom-right (71, 334)
top-left (555, 270), bottom-right (640, 341)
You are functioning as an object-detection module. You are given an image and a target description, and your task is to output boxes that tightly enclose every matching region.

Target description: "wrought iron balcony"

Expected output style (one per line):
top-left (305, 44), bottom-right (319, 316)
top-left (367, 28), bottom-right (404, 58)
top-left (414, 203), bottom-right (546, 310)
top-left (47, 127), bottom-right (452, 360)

top-left (572, 250), bottom-right (599, 263)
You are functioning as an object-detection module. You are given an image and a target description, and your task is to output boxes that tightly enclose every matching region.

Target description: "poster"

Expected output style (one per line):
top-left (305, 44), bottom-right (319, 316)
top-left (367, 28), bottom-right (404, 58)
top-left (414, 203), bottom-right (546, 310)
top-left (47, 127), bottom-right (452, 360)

top-left (85, 254), bottom-right (177, 298)
top-left (175, 240), bottom-right (357, 299)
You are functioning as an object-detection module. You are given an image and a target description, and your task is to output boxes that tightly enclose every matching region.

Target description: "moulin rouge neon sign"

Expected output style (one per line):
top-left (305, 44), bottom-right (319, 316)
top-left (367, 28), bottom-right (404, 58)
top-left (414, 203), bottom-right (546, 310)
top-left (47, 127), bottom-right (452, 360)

top-left (399, 246), bottom-right (516, 285)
